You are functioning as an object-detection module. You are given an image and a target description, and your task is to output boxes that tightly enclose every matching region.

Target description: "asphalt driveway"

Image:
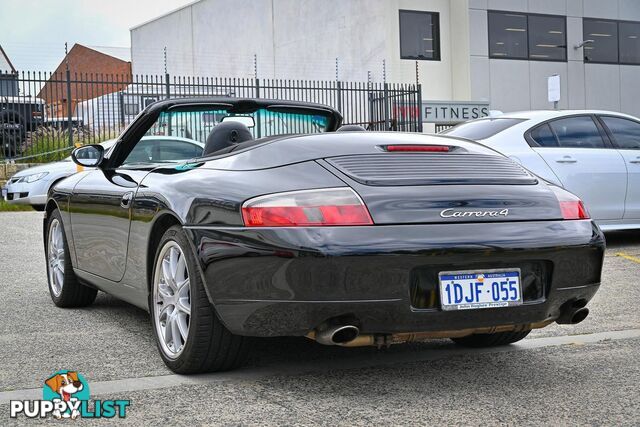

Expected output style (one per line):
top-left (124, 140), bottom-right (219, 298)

top-left (1, 212), bottom-right (639, 425)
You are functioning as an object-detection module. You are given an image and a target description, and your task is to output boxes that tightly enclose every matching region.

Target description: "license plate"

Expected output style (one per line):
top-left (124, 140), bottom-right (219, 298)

top-left (439, 269), bottom-right (522, 311)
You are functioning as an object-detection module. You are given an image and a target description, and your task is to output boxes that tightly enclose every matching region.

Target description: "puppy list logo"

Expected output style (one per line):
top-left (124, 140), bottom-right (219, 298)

top-left (10, 370), bottom-right (130, 419)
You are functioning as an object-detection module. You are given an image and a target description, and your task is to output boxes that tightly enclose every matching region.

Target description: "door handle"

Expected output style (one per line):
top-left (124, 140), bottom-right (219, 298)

top-left (556, 156), bottom-right (577, 164)
top-left (120, 192), bottom-right (134, 209)
top-left (630, 157), bottom-right (640, 164)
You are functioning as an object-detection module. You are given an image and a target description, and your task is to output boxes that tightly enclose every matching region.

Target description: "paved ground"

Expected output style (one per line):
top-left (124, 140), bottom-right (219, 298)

top-left (1, 211), bottom-right (639, 425)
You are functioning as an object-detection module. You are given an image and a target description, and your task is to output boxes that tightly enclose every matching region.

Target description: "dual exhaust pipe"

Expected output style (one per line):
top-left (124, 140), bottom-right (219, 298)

top-left (310, 303), bottom-right (589, 347)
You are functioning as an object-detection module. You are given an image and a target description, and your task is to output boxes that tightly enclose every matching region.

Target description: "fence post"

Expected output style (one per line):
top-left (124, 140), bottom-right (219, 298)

top-left (336, 81), bottom-right (342, 114)
top-left (66, 69), bottom-right (73, 149)
top-left (383, 82), bottom-right (390, 131)
top-left (165, 73), bottom-right (171, 99)
top-left (118, 92), bottom-right (125, 128)
top-left (417, 84), bottom-right (423, 133)
top-left (255, 79), bottom-right (262, 138)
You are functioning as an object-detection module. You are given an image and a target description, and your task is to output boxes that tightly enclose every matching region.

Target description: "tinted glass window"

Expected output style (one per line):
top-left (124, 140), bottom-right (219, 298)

top-left (488, 11), bottom-right (528, 59)
top-left (548, 116), bottom-right (605, 149)
top-left (619, 21), bottom-right (640, 64)
top-left (583, 19), bottom-right (619, 63)
top-left (399, 11), bottom-right (440, 60)
top-left (528, 15), bottom-right (566, 60)
top-left (601, 116), bottom-right (640, 149)
top-left (441, 118), bottom-right (524, 140)
top-left (529, 123), bottom-right (557, 147)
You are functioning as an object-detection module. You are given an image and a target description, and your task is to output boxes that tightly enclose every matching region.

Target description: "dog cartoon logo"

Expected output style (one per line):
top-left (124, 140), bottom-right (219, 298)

top-left (10, 370), bottom-right (129, 419)
top-left (43, 371), bottom-right (90, 419)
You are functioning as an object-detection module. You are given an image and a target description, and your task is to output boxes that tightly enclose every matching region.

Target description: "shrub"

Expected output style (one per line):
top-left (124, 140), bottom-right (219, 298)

top-left (15, 127), bottom-right (118, 163)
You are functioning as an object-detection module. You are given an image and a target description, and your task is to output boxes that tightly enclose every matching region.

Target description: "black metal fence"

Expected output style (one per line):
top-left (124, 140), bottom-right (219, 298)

top-left (0, 71), bottom-right (422, 162)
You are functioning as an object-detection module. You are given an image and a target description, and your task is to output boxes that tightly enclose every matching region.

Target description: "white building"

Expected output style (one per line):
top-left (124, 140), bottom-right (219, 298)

top-left (130, 0), bottom-right (640, 123)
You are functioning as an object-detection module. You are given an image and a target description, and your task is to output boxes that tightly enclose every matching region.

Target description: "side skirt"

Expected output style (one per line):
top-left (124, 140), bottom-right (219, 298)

top-left (74, 268), bottom-right (149, 311)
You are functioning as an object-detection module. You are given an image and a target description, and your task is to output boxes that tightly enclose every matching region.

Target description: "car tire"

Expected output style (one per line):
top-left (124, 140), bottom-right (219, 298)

top-left (46, 209), bottom-right (98, 307)
top-left (150, 225), bottom-right (251, 374)
top-left (450, 329), bottom-right (531, 348)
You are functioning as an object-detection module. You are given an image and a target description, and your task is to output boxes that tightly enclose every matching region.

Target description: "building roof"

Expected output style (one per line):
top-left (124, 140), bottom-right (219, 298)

top-left (0, 44), bottom-right (17, 73)
top-left (130, 0), bottom-right (204, 30)
top-left (88, 46), bottom-right (131, 62)
top-left (37, 44), bottom-right (132, 105)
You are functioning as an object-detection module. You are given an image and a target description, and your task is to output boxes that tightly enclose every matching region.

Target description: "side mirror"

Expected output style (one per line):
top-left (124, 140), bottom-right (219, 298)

top-left (71, 144), bottom-right (104, 168)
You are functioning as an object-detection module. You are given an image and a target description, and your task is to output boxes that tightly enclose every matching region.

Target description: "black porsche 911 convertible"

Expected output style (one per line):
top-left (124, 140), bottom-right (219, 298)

top-left (43, 97), bottom-right (605, 373)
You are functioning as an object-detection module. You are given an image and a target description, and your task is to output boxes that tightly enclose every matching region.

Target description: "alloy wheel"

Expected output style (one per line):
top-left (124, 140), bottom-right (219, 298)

top-left (47, 218), bottom-right (65, 297)
top-left (153, 241), bottom-right (191, 359)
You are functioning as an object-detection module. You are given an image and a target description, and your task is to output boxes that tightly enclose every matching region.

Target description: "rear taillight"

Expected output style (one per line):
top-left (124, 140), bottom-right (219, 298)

top-left (549, 186), bottom-right (590, 220)
top-left (385, 145), bottom-right (450, 152)
top-left (242, 188), bottom-right (373, 227)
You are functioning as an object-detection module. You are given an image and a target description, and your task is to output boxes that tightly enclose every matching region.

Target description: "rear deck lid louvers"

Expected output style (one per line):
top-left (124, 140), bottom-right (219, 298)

top-left (325, 153), bottom-right (538, 186)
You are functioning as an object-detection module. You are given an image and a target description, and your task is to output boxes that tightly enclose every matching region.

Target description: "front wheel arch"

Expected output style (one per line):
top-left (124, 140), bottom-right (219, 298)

top-left (146, 212), bottom-right (182, 295)
top-left (43, 199), bottom-right (61, 246)
top-left (47, 176), bottom-right (71, 196)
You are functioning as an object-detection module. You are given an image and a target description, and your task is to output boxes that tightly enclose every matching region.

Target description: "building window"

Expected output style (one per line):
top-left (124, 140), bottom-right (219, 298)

top-left (528, 15), bottom-right (567, 61)
top-left (488, 11), bottom-right (528, 59)
top-left (141, 96), bottom-right (158, 109)
top-left (399, 10), bottom-right (440, 61)
top-left (124, 103), bottom-right (139, 116)
top-left (583, 19), bottom-right (640, 65)
top-left (583, 19), bottom-right (619, 64)
top-left (488, 11), bottom-right (567, 61)
top-left (619, 21), bottom-right (640, 65)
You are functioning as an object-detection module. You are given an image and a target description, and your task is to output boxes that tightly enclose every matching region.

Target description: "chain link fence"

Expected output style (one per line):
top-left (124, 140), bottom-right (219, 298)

top-left (0, 71), bottom-right (422, 163)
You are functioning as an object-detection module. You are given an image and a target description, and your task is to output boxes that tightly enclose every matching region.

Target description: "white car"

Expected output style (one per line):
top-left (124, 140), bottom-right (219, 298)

top-left (3, 136), bottom-right (204, 210)
top-left (442, 110), bottom-right (640, 231)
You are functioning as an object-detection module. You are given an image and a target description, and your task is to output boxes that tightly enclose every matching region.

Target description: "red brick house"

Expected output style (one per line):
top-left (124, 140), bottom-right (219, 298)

top-left (37, 44), bottom-right (132, 118)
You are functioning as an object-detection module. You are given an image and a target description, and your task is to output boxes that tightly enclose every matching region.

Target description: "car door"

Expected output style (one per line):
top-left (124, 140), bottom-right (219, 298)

top-left (69, 136), bottom-right (204, 282)
top-left (529, 115), bottom-right (627, 220)
top-left (598, 115), bottom-right (640, 220)
top-left (69, 166), bottom-right (149, 282)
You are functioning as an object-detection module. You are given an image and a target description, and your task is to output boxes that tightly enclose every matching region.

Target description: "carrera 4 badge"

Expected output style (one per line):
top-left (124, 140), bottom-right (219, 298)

top-left (440, 208), bottom-right (509, 218)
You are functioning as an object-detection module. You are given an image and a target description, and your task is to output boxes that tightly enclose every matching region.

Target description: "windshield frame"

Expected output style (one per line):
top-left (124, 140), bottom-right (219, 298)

top-left (105, 98), bottom-right (342, 169)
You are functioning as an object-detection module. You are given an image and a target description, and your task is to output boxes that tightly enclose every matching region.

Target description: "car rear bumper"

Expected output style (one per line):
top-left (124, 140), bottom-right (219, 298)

top-left (185, 220), bottom-right (604, 337)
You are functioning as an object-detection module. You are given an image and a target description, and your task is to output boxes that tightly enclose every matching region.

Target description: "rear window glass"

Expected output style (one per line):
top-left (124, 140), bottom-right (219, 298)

top-left (441, 118), bottom-right (524, 140)
top-left (529, 123), bottom-right (558, 147)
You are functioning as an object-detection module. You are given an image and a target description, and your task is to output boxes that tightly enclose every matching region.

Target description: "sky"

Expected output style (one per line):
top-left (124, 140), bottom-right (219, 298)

top-left (0, 0), bottom-right (194, 71)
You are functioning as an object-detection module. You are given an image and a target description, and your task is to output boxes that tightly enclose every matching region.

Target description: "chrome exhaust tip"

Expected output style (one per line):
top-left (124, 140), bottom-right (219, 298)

top-left (315, 325), bottom-right (360, 345)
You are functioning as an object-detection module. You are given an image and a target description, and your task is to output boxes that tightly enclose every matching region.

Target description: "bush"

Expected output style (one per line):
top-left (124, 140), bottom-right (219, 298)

top-left (18, 129), bottom-right (76, 163)
top-left (16, 127), bottom-right (118, 163)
